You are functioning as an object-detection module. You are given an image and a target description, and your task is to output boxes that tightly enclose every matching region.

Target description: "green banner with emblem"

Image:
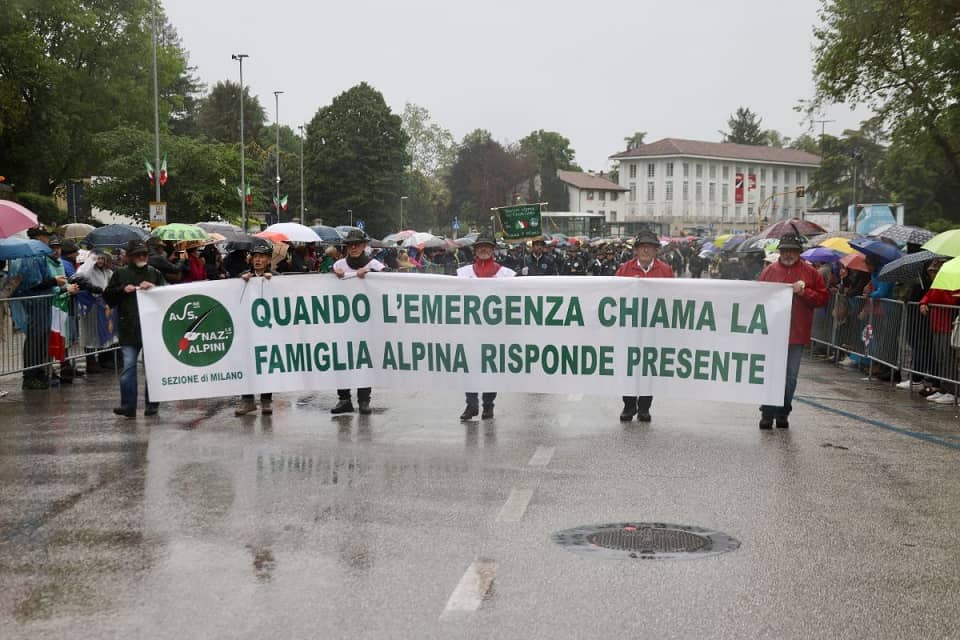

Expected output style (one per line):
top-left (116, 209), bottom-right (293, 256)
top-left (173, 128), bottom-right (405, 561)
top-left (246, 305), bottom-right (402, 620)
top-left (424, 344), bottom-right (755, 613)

top-left (497, 204), bottom-right (542, 241)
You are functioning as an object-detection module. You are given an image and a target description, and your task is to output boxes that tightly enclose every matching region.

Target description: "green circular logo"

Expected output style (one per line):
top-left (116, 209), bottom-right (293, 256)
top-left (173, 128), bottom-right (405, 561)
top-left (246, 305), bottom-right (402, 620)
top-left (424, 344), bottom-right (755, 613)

top-left (162, 295), bottom-right (234, 367)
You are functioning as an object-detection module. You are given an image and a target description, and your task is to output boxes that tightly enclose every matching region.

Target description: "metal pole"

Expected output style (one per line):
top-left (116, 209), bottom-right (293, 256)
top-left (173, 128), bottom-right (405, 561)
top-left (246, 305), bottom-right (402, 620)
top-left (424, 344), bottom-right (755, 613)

top-left (400, 195), bottom-right (408, 231)
top-left (150, 0), bottom-right (161, 203)
top-left (232, 53), bottom-right (248, 230)
top-left (298, 124), bottom-right (305, 225)
top-left (274, 91), bottom-right (283, 222)
top-left (348, 209), bottom-right (353, 226)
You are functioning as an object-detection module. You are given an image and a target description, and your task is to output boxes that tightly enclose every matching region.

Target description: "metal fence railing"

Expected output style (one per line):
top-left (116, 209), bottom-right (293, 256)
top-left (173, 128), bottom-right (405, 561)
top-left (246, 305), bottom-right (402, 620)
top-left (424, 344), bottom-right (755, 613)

top-left (1, 293), bottom-right (119, 380)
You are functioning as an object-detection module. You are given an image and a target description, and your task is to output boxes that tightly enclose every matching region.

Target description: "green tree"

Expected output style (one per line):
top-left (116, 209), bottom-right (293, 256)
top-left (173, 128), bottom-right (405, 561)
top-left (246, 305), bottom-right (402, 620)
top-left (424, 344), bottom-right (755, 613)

top-left (720, 107), bottom-right (768, 145)
top-left (519, 130), bottom-right (581, 210)
top-left (196, 81), bottom-right (267, 144)
top-left (447, 129), bottom-right (531, 225)
top-left (0, 1), bottom-right (190, 194)
top-left (807, 122), bottom-right (888, 211)
top-left (85, 127), bottom-right (246, 224)
top-left (401, 169), bottom-right (451, 232)
top-left (401, 103), bottom-right (456, 177)
top-left (624, 131), bottom-right (647, 150)
top-left (303, 82), bottom-right (410, 236)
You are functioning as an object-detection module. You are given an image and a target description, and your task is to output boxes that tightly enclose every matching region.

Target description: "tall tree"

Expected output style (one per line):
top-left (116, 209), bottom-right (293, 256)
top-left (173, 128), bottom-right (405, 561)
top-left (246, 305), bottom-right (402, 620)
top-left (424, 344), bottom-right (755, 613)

top-left (0, 1), bottom-right (190, 193)
top-left (720, 107), bottom-right (768, 145)
top-left (519, 130), bottom-right (581, 210)
top-left (303, 83), bottom-right (409, 236)
top-left (196, 81), bottom-right (267, 144)
top-left (401, 102), bottom-right (456, 177)
top-left (807, 122), bottom-right (888, 211)
top-left (624, 131), bottom-right (647, 150)
top-left (447, 129), bottom-right (531, 226)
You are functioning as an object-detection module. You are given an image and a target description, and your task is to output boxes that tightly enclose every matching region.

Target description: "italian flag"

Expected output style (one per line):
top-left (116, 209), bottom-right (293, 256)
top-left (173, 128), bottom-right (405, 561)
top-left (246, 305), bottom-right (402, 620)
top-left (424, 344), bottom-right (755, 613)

top-left (272, 194), bottom-right (289, 211)
top-left (159, 154), bottom-right (168, 186)
top-left (48, 292), bottom-right (70, 361)
top-left (144, 158), bottom-right (155, 185)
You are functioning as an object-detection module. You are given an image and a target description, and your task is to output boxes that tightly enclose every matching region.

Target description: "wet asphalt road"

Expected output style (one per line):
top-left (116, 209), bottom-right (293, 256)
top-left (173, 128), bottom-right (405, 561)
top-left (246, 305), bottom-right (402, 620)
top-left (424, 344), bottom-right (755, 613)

top-left (1, 356), bottom-right (959, 640)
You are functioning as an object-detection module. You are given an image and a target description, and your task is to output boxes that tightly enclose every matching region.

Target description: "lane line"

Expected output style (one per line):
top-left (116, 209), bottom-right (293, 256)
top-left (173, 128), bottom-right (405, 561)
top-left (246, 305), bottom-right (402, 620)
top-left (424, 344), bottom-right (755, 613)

top-left (528, 446), bottom-right (555, 467)
top-left (495, 488), bottom-right (534, 523)
top-left (440, 559), bottom-right (497, 619)
top-left (797, 397), bottom-right (960, 451)
top-left (557, 414), bottom-right (571, 428)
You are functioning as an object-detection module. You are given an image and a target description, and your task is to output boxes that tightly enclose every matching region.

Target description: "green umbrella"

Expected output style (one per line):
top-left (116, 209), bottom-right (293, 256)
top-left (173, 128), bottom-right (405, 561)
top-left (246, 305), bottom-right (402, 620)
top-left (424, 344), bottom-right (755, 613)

top-left (151, 223), bottom-right (209, 242)
top-left (931, 255), bottom-right (960, 290)
top-left (921, 229), bottom-right (960, 257)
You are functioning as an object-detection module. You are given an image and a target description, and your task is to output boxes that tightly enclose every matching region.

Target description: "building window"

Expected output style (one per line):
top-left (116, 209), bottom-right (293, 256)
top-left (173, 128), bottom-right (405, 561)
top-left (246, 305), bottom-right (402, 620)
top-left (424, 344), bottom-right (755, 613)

top-left (665, 181), bottom-right (674, 201)
top-left (599, 191), bottom-right (606, 201)
top-left (587, 210), bottom-right (594, 214)
top-left (695, 182), bottom-right (703, 202)
top-left (722, 183), bottom-right (729, 201)
top-left (760, 186), bottom-right (766, 200)
top-left (735, 165), bottom-right (743, 175)
top-left (722, 165), bottom-right (729, 179)
top-left (647, 163), bottom-right (655, 178)
top-left (722, 205), bottom-right (729, 220)
top-left (773, 168), bottom-right (779, 182)
top-left (760, 168), bottom-right (766, 181)
top-left (586, 190), bottom-right (594, 200)
top-left (598, 210), bottom-right (605, 217)
top-left (610, 192), bottom-right (618, 201)
top-left (666, 162), bottom-right (674, 177)
top-left (646, 182), bottom-right (655, 201)
top-left (629, 164), bottom-right (637, 178)
top-left (682, 181), bottom-right (689, 201)
top-left (683, 163), bottom-right (689, 177)
top-left (629, 183), bottom-right (636, 201)
top-left (610, 211), bottom-right (617, 222)
top-left (796, 169), bottom-right (801, 183)
top-left (709, 164), bottom-right (717, 179)
top-left (735, 205), bottom-right (742, 220)
top-left (696, 164), bottom-right (703, 178)
top-left (709, 182), bottom-right (716, 202)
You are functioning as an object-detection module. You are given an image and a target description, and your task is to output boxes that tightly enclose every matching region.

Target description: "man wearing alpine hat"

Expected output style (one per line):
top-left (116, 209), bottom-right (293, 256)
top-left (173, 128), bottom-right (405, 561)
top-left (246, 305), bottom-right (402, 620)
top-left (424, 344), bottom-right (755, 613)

top-left (615, 228), bottom-right (673, 422)
top-left (457, 235), bottom-right (515, 420)
top-left (757, 232), bottom-right (828, 430)
top-left (235, 238), bottom-right (276, 416)
top-left (331, 230), bottom-right (386, 415)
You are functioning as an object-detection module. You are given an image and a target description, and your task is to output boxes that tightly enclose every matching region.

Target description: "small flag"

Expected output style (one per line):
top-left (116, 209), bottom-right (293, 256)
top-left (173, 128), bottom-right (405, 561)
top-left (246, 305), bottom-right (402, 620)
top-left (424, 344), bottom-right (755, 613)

top-left (280, 194), bottom-right (289, 212)
top-left (144, 159), bottom-right (155, 185)
top-left (159, 154), bottom-right (168, 186)
top-left (237, 181), bottom-right (252, 204)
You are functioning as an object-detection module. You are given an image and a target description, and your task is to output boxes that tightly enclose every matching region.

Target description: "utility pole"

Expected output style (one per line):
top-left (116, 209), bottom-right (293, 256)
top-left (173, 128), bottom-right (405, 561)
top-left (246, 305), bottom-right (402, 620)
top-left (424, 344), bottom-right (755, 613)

top-left (273, 91), bottom-right (284, 223)
top-left (298, 124), bottom-right (305, 225)
top-left (150, 0), bottom-right (161, 204)
top-left (231, 53), bottom-right (249, 229)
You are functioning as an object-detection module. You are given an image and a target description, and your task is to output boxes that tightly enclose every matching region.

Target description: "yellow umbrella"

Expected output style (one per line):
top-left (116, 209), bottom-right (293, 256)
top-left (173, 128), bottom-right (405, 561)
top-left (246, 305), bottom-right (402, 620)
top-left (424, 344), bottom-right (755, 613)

top-left (713, 233), bottom-right (734, 248)
top-left (819, 237), bottom-right (856, 254)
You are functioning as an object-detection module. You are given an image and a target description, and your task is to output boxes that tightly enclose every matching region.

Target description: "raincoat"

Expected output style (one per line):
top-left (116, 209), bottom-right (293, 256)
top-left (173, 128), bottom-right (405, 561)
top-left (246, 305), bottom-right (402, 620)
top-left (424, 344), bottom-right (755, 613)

top-left (758, 259), bottom-right (829, 344)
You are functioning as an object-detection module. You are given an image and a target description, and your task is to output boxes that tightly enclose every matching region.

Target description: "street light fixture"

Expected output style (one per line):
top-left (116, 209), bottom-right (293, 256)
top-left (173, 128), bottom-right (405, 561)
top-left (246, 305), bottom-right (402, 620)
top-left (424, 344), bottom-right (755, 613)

top-left (298, 124), bottom-right (305, 225)
top-left (399, 195), bottom-right (408, 231)
top-left (231, 53), bottom-right (248, 230)
top-left (273, 91), bottom-right (284, 223)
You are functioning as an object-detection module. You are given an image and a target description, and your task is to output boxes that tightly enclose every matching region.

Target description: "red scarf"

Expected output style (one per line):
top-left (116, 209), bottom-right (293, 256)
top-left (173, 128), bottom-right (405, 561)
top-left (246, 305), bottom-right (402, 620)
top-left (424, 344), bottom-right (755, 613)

top-left (185, 254), bottom-right (206, 282)
top-left (472, 257), bottom-right (501, 278)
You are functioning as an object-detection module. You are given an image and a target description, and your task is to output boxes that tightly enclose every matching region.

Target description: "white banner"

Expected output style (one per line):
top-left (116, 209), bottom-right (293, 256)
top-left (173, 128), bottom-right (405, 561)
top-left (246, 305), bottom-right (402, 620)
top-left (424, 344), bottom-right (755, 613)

top-left (137, 273), bottom-right (793, 404)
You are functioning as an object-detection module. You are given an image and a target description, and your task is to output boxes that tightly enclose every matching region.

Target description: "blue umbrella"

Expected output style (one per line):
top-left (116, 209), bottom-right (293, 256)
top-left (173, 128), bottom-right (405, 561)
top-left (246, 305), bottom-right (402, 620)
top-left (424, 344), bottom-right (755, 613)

top-left (849, 237), bottom-right (902, 265)
top-left (0, 237), bottom-right (53, 260)
top-left (84, 224), bottom-right (149, 249)
top-left (801, 247), bottom-right (842, 263)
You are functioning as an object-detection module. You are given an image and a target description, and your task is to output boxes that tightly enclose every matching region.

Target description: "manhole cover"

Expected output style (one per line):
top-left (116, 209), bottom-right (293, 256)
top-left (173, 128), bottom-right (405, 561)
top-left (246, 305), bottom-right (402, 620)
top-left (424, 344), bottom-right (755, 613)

top-left (552, 522), bottom-right (740, 560)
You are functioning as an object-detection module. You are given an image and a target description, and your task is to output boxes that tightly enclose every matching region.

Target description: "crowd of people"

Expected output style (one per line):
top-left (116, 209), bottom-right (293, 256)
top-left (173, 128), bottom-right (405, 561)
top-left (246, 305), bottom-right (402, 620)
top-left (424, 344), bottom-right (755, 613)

top-left (2, 222), bottom-right (956, 425)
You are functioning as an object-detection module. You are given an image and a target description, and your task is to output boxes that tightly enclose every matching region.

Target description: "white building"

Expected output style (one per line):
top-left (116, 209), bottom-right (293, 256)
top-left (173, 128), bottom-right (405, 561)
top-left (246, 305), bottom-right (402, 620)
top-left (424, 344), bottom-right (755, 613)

top-left (551, 170), bottom-right (627, 235)
top-left (609, 138), bottom-right (821, 236)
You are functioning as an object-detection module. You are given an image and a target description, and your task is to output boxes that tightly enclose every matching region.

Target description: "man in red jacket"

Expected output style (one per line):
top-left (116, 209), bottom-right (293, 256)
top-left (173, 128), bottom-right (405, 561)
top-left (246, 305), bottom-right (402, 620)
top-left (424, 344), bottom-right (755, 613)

top-left (615, 228), bottom-right (674, 422)
top-left (757, 233), bottom-right (829, 429)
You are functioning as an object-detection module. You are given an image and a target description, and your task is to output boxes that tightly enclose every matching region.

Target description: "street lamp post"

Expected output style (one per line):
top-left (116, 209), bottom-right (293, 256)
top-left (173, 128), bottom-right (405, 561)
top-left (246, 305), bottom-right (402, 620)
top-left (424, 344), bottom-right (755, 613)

top-left (273, 91), bottom-right (284, 223)
top-left (231, 53), bottom-right (248, 230)
top-left (298, 124), bottom-right (305, 225)
top-left (347, 209), bottom-right (353, 226)
top-left (150, 0), bottom-right (161, 204)
top-left (399, 195), bottom-right (408, 231)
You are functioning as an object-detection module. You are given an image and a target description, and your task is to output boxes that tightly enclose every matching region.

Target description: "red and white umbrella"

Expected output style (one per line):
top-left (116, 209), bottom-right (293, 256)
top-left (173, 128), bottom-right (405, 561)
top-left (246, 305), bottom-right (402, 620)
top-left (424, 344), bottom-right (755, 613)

top-left (0, 201), bottom-right (39, 238)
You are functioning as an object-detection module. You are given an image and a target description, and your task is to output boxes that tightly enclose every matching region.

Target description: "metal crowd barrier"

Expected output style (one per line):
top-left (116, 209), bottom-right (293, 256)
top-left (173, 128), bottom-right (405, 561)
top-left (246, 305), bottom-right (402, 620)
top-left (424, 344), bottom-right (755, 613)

top-left (0, 293), bottom-right (119, 378)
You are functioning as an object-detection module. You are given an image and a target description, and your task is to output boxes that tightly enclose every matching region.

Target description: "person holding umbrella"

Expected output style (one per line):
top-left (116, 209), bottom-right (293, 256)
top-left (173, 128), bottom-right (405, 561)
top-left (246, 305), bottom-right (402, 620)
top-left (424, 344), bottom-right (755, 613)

top-left (757, 233), bottom-right (829, 429)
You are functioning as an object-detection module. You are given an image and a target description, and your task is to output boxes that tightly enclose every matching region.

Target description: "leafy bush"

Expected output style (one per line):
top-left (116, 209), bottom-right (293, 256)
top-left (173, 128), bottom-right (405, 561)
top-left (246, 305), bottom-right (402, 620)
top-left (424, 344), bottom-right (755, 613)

top-left (16, 192), bottom-right (65, 226)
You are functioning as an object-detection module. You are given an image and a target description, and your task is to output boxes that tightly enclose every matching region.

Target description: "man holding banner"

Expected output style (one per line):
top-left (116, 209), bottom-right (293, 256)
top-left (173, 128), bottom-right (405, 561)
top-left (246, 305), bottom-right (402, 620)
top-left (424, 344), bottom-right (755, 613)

top-left (757, 233), bottom-right (829, 429)
top-left (615, 228), bottom-right (675, 422)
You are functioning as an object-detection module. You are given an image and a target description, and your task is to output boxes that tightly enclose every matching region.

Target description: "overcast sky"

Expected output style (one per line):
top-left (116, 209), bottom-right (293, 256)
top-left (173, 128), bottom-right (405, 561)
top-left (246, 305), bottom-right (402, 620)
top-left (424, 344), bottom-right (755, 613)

top-left (162, 0), bottom-right (866, 171)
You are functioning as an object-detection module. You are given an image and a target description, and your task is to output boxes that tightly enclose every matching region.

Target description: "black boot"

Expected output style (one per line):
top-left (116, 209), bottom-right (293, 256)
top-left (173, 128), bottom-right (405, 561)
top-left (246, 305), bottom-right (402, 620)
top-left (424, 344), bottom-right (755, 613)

top-left (460, 405), bottom-right (478, 420)
top-left (620, 397), bottom-right (637, 422)
top-left (481, 404), bottom-right (494, 419)
top-left (331, 398), bottom-right (354, 414)
top-left (358, 399), bottom-right (372, 415)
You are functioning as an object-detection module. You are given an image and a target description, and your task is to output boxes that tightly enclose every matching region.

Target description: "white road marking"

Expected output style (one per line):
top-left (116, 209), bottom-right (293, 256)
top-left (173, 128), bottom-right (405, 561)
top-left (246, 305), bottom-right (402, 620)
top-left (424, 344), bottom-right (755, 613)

top-left (496, 488), bottom-right (534, 523)
top-left (528, 446), bottom-right (555, 467)
top-left (557, 413), bottom-right (571, 428)
top-left (440, 559), bottom-right (497, 618)
top-left (567, 393), bottom-right (584, 402)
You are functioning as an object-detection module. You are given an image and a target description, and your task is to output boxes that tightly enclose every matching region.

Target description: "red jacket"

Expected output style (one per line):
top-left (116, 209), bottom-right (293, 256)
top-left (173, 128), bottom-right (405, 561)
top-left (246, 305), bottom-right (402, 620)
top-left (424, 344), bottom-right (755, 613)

top-left (919, 288), bottom-right (959, 334)
top-left (759, 259), bottom-right (829, 344)
top-left (615, 258), bottom-right (675, 279)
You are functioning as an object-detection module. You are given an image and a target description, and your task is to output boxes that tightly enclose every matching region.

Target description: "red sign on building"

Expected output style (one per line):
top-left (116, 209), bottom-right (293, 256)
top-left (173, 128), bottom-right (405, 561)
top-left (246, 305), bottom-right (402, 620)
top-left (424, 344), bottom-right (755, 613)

top-left (735, 173), bottom-right (744, 204)
top-left (748, 174), bottom-right (757, 190)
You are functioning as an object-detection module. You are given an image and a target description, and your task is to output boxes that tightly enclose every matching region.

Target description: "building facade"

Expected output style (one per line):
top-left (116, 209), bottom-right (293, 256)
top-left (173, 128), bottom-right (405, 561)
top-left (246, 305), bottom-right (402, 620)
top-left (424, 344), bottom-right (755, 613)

top-left (554, 170), bottom-right (627, 236)
top-left (609, 138), bottom-right (821, 236)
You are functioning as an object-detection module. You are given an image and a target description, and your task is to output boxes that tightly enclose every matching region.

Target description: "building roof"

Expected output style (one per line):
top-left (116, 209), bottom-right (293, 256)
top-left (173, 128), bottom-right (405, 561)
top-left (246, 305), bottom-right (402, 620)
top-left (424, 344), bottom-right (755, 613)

top-left (610, 138), bottom-right (821, 166)
top-left (557, 170), bottom-right (628, 191)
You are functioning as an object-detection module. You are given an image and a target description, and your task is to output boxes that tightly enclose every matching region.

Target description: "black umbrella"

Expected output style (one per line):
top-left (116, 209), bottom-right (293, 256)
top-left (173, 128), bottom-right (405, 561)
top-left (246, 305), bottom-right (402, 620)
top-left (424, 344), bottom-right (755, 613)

top-left (868, 224), bottom-right (934, 246)
top-left (84, 224), bottom-right (149, 249)
top-left (311, 225), bottom-right (343, 243)
top-left (877, 250), bottom-right (945, 283)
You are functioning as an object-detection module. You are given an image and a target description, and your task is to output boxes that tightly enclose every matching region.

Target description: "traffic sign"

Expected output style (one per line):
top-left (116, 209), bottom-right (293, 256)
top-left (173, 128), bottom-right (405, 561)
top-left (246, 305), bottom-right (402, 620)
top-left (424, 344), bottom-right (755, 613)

top-left (356, 220), bottom-right (365, 230)
top-left (452, 217), bottom-right (460, 231)
top-left (149, 201), bottom-right (167, 228)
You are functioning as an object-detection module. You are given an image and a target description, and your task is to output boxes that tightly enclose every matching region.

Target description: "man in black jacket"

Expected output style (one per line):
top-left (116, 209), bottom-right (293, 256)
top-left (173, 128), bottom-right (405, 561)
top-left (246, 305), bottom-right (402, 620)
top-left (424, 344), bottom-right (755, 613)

top-left (103, 240), bottom-right (166, 418)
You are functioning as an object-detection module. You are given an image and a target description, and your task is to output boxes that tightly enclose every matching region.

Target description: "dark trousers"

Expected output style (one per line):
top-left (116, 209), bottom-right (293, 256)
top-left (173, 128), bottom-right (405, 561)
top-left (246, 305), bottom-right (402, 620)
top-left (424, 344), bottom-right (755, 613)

top-left (621, 395), bottom-right (652, 412)
top-left (22, 298), bottom-right (51, 380)
top-left (465, 392), bottom-right (496, 408)
top-left (761, 343), bottom-right (804, 419)
top-left (337, 388), bottom-right (370, 401)
top-left (242, 393), bottom-right (272, 402)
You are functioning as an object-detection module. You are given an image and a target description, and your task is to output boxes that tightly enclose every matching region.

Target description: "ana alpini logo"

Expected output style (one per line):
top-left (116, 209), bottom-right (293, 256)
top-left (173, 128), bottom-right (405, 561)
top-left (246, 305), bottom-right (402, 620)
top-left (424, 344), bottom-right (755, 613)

top-left (161, 295), bottom-right (234, 366)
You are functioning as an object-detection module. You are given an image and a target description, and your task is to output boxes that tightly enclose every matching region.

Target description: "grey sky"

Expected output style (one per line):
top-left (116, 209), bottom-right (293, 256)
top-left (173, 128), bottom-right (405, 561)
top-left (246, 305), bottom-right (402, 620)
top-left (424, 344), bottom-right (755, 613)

top-left (163, 0), bottom-right (865, 171)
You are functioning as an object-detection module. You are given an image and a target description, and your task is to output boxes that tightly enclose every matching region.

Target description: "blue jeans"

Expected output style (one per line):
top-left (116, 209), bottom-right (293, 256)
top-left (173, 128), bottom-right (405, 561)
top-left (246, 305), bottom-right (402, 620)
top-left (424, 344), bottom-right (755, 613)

top-left (761, 344), bottom-right (804, 419)
top-left (119, 345), bottom-right (156, 411)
